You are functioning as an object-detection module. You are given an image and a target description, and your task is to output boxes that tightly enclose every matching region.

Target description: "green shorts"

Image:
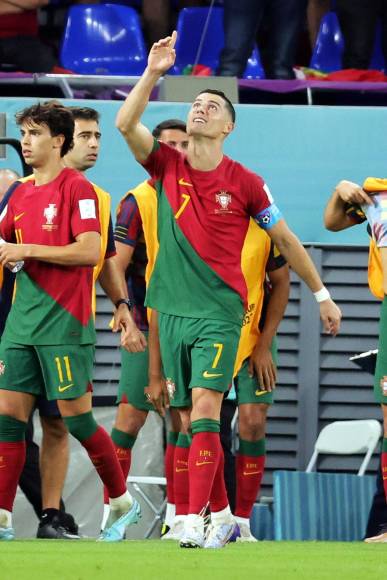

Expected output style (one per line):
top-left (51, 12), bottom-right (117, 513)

top-left (116, 332), bottom-right (153, 412)
top-left (0, 339), bottom-right (94, 401)
top-left (234, 337), bottom-right (278, 405)
top-left (158, 312), bottom-right (241, 408)
top-left (373, 344), bottom-right (387, 405)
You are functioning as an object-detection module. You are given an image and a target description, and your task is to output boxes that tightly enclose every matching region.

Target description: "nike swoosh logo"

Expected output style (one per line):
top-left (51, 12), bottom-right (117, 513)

top-left (178, 178), bottom-right (193, 187)
top-left (203, 371), bottom-right (223, 378)
top-left (383, 476), bottom-right (387, 480)
top-left (14, 212), bottom-right (25, 222)
top-left (195, 461), bottom-right (215, 467)
top-left (175, 468), bottom-right (189, 472)
top-left (255, 390), bottom-right (268, 396)
top-left (243, 471), bottom-right (262, 476)
top-left (58, 383), bottom-right (74, 393)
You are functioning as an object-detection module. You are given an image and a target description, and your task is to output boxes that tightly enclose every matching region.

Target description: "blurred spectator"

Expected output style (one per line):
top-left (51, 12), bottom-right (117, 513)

top-left (217, 0), bottom-right (307, 79)
top-left (307, 0), bottom-right (330, 49)
top-left (336, 0), bottom-right (387, 69)
top-left (0, 0), bottom-right (57, 72)
top-left (0, 168), bottom-right (19, 200)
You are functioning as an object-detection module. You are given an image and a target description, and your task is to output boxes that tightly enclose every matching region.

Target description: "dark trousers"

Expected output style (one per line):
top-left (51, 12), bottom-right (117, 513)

top-left (336, 0), bottom-right (387, 69)
top-left (218, 0), bottom-right (307, 79)
top-left (220, 398), bottom-right (237, 513)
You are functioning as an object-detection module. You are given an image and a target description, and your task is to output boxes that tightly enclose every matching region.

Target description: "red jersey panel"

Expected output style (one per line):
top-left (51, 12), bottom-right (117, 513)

top-left (142, 141), bottom-right (272, 308)
top-left (0, 168), bottom-right (100, 335)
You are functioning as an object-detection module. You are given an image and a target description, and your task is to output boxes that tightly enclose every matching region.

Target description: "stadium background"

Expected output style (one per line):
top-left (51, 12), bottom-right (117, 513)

top-left (0, 98), bottom-right (384, 541)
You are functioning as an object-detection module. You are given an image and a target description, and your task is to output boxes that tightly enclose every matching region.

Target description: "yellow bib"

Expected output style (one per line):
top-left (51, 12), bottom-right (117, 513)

top-left (233, 220), bottom-right (271, 376)
top-left (363, 177), bottom-right (387, 300)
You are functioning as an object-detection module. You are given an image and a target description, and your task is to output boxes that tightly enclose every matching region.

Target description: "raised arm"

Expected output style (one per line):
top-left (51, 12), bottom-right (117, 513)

top-left (324, 180), bottom-right (373, 231)
top-left (116, 32), bottom-right (177, 163)
top-left (266, 220), bottom-right (342, 335)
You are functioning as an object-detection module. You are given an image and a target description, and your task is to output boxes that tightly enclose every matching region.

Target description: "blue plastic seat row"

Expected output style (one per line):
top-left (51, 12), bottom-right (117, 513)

top-left (60, 5), bottom-right (264, 78)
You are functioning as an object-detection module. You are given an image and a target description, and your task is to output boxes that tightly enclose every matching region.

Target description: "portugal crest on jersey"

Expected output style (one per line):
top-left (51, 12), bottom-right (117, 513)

top-left (166, 377), bottom-right (176, 399)
top-left (215, 191), bottom-right (232, 214)
top-left (0, 360), bottom-right (5, 376)
top-left (43, 203), bottom-right (58, 230)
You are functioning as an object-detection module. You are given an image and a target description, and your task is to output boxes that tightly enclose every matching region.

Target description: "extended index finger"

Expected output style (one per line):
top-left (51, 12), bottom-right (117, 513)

top-left (170, 30), bottom-right (177, 49)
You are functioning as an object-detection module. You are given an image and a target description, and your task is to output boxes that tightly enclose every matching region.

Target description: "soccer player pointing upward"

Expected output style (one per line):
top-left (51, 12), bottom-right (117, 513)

top-left (116, 32), bottom-right (341, 549)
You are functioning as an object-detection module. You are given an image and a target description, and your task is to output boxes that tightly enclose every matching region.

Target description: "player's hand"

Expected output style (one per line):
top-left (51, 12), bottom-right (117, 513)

top-left (0, 241), bottom-right (26, 266)
top-left (248, 342), bottom-right (277, 392)
top-left (144, 376), bottom-right (169, 417)
top-left (319, 298), bottom-right (342, 336)
top-left (147, 31), bottom-right (177, 75)
top-left (335, 180), bottom-right (374, 206)
top-left (113, 307), bottom-right (147, 352)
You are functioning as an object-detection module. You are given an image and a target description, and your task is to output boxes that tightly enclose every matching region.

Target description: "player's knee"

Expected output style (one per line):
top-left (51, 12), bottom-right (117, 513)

top-left (116, 404), bottom-right (147, 436)
top-left (239, 404), bottom-right (268, 440)
top-left (178, 409), bottom-right (191, 434)
top-left (192, 389), bottom-right (222, 419)
top-left (41, 416), bottom-right (68, 442)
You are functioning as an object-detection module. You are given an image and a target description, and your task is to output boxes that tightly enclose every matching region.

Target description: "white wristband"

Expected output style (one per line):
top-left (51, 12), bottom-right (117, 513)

top-left (314, 287), bottom-right (331, 303)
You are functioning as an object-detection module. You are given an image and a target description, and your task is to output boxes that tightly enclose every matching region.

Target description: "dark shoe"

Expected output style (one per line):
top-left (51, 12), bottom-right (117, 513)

top-left (58, 512), bottom-right (79, 536)
top-left (37, 513), bottom-right (80, 540)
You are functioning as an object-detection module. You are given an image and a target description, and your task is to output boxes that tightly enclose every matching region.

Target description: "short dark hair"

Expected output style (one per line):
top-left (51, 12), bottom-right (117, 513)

top-left (15, 101), bottom-right (74, 157)
top-left (197, 89), bottom-right (236, 123)
top-left (152, 119), bottom-right (187, 138)
top-left (69, 106), bottom-right (100, 123)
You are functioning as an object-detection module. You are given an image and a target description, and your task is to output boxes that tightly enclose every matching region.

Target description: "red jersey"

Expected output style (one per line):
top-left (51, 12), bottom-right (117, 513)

top-left (0, 167), bottom-right (100, 345)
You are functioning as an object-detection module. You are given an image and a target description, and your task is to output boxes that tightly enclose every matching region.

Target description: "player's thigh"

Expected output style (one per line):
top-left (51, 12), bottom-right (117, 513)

top-left (158, 313), bottom-right (191, 408)
top-left (190, 318), bottom-right (241, 394)
top-left (235, 359), bottom-right (274, 406)
top-left (36, 344), bottom-right (95, 402)
top-left (117, 339), bottom-right (153, 412)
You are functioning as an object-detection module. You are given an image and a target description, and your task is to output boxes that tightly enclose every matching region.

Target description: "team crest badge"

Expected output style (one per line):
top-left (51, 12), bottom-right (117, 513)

top-left (380, 376), bottom-right (387, 396)
top-left (166, 378), bottom-right (176, 399)
top-left (43, 203), bottom-right (58, 231)
top-left (215, 191), bottom-right (232, 214)
top-left (0, 360), bottom-right (5, 376)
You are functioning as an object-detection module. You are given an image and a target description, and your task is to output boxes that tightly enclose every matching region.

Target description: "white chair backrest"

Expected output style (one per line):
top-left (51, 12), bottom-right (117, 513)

top-left (306, 420), bottom-right (382, 475)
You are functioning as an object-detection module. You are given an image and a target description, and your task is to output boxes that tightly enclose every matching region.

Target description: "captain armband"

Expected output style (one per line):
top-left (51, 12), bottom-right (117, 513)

top-left (254, 203), bottom-right (283, 230)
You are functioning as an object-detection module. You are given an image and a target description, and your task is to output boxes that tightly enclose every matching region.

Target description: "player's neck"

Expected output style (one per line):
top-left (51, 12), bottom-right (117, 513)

top-left (33, 160), bottom-right (66, 186)
top-left (187, 138), bottom-right (223, 171)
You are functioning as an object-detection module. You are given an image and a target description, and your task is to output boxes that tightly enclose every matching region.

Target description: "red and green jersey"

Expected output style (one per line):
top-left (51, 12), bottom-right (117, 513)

top-left (0, 167), bottom-right (100, 345)
top-left (142, 141), bottom-right (281, 325)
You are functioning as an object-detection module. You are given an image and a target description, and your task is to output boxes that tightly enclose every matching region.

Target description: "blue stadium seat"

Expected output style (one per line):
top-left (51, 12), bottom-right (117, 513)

top-left (171, 7), bottom-right (264, 79)
top-left (309, 11), bottom-right (344, 72)
top-left (310, 11), bottom-right (386, 72)
top-left (60, 4), bottom-right (147, 75)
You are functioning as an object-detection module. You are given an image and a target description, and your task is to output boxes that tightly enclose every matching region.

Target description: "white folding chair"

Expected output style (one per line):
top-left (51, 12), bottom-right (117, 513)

top-left (306, 419), bottom-right (382, 476)
top-left (127, 475), bottom-right (167, 539)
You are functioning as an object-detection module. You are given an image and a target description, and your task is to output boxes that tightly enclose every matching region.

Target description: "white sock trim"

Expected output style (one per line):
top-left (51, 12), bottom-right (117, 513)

top-left (0, 508), bottom-right (12, 528)
top-left (235, 516), bottom-right (250, 526)
top-left (109, 490), bottom-right (132, 510)
top-left (211, 505), bottom-right (233, 524)
top-left (164, 503), bottom-right (175, 527)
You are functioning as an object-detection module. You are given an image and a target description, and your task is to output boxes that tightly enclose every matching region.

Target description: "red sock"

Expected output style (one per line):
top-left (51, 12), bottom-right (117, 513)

top-left (103, 445), bottom-right (132, 504)
top-left (174, 444), bottom-right (190, 515)
top-left (188, 432), bottom-right (221, 514)
top-left (165, 441), bottom-right (176, 505)
top-left (0, 441), bottom-right (26, 511)
top-left (235, 453), bottom-right (265, 518)
top-left (0, 441), bottom-right (26, 512)
top-left (81, 426), bottom-right (127, 499)
top-left (209, 446), bottom-right (229, 513)
top-left (382, 439), bottom-right (387, 502)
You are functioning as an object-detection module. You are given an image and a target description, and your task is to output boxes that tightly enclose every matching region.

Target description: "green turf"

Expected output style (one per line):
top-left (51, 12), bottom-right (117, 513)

top-left (0, 541), bottom-right (386, 580)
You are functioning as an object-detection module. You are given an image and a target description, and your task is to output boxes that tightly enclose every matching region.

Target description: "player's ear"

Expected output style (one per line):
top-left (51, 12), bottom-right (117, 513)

top-left (222, 121), bottom-right (234, 137)
top-left (53, 134), bottom-right (65, 151)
